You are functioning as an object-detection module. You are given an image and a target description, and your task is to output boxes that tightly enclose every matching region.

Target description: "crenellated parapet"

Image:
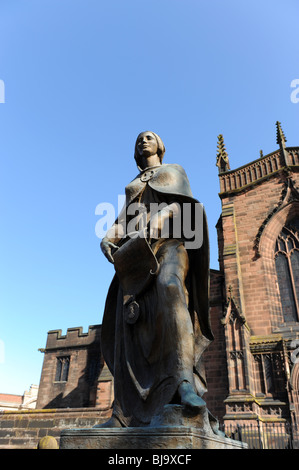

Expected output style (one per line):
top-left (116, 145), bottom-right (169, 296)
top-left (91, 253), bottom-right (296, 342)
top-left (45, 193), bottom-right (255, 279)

top-left (43, 325), bottom-right (102, 351)
top-left (218, 147), bottom-right (299, 195)
top-left (37, 324), bottom-right (104, 409)
top-left (217, 122), bottom-right (299, 196)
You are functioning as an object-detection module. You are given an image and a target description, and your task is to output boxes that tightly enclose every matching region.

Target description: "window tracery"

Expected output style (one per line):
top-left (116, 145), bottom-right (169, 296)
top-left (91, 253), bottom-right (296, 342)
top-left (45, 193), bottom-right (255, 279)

top-left (275, 219), bottom-right (299, 322)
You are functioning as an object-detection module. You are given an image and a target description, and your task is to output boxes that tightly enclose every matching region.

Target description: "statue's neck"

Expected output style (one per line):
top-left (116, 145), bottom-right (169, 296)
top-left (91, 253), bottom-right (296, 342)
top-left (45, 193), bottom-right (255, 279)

top-left (139, 154), bottom-right (161, 171)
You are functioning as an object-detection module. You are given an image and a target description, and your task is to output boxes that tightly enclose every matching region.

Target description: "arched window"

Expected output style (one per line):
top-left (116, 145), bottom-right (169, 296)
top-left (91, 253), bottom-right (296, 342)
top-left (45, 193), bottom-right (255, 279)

top-left (275, 219), bottom-right (299, 322)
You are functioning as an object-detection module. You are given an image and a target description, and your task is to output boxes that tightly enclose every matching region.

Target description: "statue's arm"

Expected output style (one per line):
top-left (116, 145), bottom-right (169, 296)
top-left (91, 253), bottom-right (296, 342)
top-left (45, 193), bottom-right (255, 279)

top-left (100, 205), bottom-right (127, 263)
top-left (149, 201), bottom-right (180, 240)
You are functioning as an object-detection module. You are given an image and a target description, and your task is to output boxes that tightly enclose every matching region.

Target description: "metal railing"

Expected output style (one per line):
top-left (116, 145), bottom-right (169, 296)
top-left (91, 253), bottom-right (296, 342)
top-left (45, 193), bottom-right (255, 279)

top-left (221, 421), bottom-right (299, 449)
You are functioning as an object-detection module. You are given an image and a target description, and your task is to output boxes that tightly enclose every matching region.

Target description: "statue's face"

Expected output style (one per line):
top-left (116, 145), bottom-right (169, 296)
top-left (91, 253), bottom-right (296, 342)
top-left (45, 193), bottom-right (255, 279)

top-left (136, 132), bottom-right (158, 158)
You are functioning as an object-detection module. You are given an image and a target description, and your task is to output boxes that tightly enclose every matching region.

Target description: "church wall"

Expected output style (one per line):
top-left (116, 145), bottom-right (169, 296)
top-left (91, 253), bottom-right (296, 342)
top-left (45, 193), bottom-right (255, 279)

top-left (216, 133), bottom-right (299, 427)
top-left (219, 167), bottom-right (299, 336)
top-left (203, 269), bottom-right (228, 420)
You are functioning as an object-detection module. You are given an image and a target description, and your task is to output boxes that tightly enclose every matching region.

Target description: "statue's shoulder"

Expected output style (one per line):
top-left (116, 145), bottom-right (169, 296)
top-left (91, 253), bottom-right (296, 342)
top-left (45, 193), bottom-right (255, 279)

top-left (160, 163), bottom-right (186, 173)
top-left (161, 163), bottom-right (184, 170)
top-left (159, 163), bottom-right (189, 179)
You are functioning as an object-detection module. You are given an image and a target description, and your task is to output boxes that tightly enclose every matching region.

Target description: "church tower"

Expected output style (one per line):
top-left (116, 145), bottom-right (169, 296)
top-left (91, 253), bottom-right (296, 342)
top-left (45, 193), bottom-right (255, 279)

top-left (213, 122), bottom-right (299, 430)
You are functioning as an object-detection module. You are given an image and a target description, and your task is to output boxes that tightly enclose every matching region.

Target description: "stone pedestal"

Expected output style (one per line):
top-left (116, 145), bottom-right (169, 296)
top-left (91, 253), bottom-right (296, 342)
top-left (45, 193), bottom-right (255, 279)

top-left (60, 426), bottom-right (246, 449)
top-left (60, 405), bottom-right (247, 449)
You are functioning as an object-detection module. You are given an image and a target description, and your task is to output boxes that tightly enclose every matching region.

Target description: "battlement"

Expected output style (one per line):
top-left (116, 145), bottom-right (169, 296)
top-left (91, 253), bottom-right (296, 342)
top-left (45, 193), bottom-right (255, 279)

top-left (37, 324), bottom-right (104, 409)
top-left (219, 146), bottom-right (299, 195)
top-left (44, 325), bottom-right (101, 351)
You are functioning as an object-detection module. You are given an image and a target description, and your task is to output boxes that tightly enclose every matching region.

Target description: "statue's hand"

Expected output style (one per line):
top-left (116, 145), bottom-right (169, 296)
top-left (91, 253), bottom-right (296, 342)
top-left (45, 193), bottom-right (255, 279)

top-left (100, 238), bottom-right (118, 263)
top-left (149, 203), bottom-right (180, 240)
top-left (148, 212), bottom-right (163, 240)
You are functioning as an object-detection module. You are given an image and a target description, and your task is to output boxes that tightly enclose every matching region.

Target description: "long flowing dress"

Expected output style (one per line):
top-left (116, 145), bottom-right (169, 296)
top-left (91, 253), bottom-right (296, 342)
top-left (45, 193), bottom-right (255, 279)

top-left (101, 163), bottom-right (213, 427)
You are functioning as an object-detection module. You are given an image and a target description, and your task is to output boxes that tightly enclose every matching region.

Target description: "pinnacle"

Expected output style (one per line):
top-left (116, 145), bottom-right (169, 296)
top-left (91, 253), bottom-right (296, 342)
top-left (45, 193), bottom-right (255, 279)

top-left (276, 121), bottom-right (287, 147)
top-left (216, 134), bottom-right (230, 173)
top-left (217, 134), bottom-right (228, 158)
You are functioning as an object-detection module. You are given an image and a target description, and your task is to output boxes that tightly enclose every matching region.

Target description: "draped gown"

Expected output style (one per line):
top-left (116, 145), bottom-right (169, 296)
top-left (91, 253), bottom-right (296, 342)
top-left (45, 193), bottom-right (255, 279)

top-left (100, 163), bottom-right (213, 427)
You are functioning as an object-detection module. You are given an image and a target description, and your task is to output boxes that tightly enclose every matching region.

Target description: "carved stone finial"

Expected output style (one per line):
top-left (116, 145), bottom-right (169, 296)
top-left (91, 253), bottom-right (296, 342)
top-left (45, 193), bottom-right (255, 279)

top-left (276, 121), bottom-right (287, 149)
top-left (216, 134), bottom-right (230, 174)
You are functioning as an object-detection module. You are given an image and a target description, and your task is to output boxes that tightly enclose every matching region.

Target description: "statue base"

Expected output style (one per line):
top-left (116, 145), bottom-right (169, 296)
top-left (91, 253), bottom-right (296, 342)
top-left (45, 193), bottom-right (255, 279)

top-left (60, 426), bottom-right (246, 449)
top-left (59, 405), bottom-right (247, 449)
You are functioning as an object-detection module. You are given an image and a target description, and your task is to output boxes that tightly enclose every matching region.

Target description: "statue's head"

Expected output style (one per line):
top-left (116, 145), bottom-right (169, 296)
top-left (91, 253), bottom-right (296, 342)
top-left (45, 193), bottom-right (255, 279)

top-left (134, 131), bottom-right (165, 170)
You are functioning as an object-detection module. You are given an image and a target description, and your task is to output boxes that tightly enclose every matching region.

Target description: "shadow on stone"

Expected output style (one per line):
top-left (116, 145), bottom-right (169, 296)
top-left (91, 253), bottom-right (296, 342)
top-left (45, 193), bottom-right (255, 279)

top-left (60, 405), bottom-right (247, 449)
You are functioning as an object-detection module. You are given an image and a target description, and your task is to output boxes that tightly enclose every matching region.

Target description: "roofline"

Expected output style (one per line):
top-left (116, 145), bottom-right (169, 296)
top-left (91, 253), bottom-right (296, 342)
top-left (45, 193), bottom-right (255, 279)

top-left (219, 146), bottom-right (299, 176)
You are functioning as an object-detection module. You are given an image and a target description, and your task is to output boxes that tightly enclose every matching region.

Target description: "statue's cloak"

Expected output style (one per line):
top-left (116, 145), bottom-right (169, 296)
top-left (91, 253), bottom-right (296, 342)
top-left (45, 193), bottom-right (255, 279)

top-left (100, 163), bottom-right (213, 425)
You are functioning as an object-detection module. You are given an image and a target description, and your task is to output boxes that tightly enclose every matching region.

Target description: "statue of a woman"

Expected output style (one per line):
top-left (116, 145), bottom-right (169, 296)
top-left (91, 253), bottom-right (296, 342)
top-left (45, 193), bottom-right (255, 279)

top-left (98, 131), bottom-right (214, 428)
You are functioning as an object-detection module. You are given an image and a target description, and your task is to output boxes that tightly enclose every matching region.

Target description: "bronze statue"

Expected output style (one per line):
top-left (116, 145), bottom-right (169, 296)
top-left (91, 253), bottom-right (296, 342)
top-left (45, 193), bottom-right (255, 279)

top-left (98, 131), bottom-right (215, 429)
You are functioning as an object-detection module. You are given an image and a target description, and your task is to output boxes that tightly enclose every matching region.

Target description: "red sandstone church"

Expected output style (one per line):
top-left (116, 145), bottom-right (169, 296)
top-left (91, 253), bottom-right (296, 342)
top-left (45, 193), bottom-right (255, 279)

top-left (37, 122), bottom-right (299, 439)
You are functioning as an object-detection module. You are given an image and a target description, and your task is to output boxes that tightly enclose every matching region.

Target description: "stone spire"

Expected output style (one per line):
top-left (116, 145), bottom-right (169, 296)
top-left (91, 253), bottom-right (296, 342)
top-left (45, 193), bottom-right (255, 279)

top-left (216, 134), bottom-right (230, 173)
top-left (276, 121), bottom-right (287, 149)
top-left (276, 121), bottom-right (291, 166)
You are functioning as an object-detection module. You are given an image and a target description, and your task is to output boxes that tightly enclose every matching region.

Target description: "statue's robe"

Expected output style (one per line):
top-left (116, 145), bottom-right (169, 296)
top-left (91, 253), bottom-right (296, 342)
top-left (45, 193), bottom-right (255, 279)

top-left (101, 163), bottom-right (213, 426)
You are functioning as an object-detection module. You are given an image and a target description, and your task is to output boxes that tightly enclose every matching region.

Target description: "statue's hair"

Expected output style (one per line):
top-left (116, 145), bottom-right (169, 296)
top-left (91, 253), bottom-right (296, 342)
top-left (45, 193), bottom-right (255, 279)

top-left (134, 131), bottom-right (166, 170)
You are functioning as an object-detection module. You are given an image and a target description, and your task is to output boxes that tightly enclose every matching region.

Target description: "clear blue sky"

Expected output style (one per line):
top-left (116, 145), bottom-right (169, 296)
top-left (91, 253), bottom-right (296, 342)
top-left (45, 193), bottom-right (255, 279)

top-left (0, 0), bottom-right (298, 395)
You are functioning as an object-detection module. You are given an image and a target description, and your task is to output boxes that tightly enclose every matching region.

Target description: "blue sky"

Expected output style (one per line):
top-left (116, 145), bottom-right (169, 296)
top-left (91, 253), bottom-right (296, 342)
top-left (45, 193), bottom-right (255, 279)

top-left (0, 0), bottom-right (298, 395)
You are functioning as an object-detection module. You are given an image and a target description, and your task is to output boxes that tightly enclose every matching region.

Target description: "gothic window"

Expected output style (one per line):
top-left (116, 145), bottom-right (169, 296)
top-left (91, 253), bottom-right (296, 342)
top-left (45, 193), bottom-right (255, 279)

top-left (275, 219), bottom-right (299, 322)
top-left (55, 356), bottom-right (70, 382)
top-left (253, 353), bottom-right (286, 398)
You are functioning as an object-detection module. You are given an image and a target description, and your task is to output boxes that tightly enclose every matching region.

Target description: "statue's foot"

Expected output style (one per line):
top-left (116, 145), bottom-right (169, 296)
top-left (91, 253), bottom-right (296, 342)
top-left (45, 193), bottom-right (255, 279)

top-left (178, 381), bottom-right (206, 410)
top-left (93, 415), bottom-right (123, 428)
